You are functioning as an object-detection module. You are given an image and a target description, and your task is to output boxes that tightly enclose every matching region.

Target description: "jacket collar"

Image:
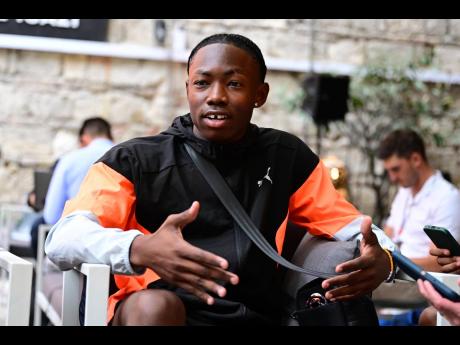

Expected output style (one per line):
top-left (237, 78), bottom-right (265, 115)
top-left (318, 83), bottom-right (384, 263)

top-left (165, 114), bottom-right (259, 160)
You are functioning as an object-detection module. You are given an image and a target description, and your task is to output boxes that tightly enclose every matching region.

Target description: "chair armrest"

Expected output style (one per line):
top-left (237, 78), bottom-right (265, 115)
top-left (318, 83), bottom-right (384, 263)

top-left (34, 224), bottom-right (61, 326)
top-left (62, 263), bottom-right (110, 326)
top-left (0, 249), bottom-right (33, 325)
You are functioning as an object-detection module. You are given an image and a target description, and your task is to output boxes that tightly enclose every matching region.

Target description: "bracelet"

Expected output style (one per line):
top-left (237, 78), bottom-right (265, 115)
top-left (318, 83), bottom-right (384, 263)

top-left (382, 248), bottom-right (395, 283)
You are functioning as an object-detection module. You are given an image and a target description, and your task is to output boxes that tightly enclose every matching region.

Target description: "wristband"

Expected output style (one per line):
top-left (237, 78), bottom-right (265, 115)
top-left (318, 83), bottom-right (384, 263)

top-left (383, 248), bottom-right (395, 283)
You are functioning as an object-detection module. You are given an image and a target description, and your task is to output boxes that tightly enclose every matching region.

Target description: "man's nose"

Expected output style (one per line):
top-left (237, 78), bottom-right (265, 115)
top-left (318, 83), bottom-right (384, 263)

top-left (207, 83), bottom-right (228, 105)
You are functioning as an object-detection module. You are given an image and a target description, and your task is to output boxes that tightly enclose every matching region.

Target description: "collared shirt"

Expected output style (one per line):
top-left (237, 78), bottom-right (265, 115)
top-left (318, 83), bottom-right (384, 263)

top-left (43, 138), bottom-right (114, 225)
top-left (386, 170), bottom-right (460, 258)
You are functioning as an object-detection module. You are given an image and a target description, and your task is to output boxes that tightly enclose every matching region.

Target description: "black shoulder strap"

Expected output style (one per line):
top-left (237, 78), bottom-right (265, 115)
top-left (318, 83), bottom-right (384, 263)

top-left (184, 143), bottom-right (334, 278)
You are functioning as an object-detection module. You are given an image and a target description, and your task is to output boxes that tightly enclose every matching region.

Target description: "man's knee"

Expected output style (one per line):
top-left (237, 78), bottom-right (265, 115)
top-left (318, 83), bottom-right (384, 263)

top-left (419, 306), bottom-right (437, 326)
top-left (114, 289), bottom-right (186, 326)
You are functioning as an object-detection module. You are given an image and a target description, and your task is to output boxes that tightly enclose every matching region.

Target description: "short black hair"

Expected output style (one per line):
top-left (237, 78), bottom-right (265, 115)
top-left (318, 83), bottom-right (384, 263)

top-left (79, 117), bottom-right (113, 141)
top-left (377, 129), bottom-right (427, 161)
top-left (187, 33), bottom-right (267, 82)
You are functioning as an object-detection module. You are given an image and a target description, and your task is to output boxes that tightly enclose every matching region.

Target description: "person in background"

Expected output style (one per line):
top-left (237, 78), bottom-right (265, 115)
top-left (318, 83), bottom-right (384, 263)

top-left (24, 131), bottom-right (78, 259)
top-left (43, 117), bottom-right (114, 226)
top-left (378, 129), bottom-right (460, 271)
top-left (377, 128), bottom-right (460, 326)
top-left (28, 131), bottom-right (78, 213)
top-left (29, 118), bottom-right (114, 258)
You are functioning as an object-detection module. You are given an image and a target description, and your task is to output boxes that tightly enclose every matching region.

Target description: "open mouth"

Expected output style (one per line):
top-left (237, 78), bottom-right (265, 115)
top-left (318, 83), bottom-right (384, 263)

top-left (201, 113), bottom-right (231, 129)
top-left (203, 114), bottom-right (229, 120)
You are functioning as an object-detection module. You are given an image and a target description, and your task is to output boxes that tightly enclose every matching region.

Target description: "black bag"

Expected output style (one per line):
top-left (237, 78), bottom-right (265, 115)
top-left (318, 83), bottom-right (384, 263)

top-left (282, 234), bottom-right (379, 326)
top-left (185, 143), bottom-right (379, 326)
top-left (291, 278), bottom-right (377, 326)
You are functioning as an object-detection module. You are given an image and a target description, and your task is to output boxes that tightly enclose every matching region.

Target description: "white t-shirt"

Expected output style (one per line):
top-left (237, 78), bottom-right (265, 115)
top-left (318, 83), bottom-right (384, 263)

top-left (386, 170), bottom-right (460, 258)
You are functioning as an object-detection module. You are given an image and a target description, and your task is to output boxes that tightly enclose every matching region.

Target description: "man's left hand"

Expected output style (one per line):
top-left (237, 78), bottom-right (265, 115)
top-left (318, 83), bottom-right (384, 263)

top-left (321, 216), bottom-right (390, 301)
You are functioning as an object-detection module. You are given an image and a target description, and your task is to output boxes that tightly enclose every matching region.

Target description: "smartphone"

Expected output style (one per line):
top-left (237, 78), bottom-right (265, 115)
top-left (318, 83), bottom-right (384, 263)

top-left (423, 225), bottom-right (460, 256)
top-left (392, 250), bottom-right (460, 302)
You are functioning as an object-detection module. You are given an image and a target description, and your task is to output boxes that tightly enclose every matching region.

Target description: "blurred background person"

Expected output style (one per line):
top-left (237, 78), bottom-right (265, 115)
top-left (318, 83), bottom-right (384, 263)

top-left (31, 117), bottom-right (114, 257)
top-left (44, 117), bottom-right (114, 224)
top-left (378, 129), bottom-right (460, 272)
top-left (27, 130), bottom-right (78, 212)
top-left (377, 128), bottom-right (460, 326)
top-left (22, 118), bottom-right (113, 326)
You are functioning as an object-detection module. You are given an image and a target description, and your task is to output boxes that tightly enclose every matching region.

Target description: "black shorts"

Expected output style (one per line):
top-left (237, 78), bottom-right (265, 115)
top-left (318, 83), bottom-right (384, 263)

top-left (146, 279), bottom-right (280, 326)
top-left (82, 279), bottom-right (281, 326)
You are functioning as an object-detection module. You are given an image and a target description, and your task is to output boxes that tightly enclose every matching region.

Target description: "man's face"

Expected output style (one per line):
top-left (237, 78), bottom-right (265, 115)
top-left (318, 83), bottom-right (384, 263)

top-left (186, 43), bottom-right (269, 144)
top-left (79, 133), bottom-right (93, 148)
top-left (383, 153), bottom-right (419, 188)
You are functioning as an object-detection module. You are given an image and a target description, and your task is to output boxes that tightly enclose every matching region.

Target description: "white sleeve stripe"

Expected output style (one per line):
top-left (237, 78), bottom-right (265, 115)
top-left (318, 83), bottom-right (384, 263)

top-left (45, 210), bottom-right (145, 275)
top-left (332, 216), bottom-right (397, 251)
top-left (332, 217), bottom-right (363, 241)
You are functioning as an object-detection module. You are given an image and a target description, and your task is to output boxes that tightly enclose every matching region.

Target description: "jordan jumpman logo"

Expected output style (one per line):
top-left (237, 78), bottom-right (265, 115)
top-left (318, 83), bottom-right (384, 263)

top-left (258, 167), bottom-right (273, 187)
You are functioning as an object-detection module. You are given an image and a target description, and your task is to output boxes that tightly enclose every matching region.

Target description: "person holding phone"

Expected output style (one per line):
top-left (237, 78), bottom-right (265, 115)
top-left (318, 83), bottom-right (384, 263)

top-left (430, 246), bottom-right (460, 274)
top-left (417, 278), bottom-right (460, 325)
top-left (417, 245), bottom-right (460, 325)
top-left (377, 129), bottom-right (460, 326)
top-left (378, 129), bottom-right (460, 272)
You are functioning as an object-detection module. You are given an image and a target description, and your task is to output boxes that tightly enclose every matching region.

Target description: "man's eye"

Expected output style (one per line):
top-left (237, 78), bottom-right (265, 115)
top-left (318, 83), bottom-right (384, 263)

top-left (194, 80), bottom-right (208, 86)
top-left (228, 81), bottom-right (241, 87)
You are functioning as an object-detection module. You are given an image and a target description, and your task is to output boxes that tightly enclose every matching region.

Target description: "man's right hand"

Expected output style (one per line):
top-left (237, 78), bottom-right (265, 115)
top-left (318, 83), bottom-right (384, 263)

top-left (129, 201), bottom-right (239, 305)
top-left (430, 247), bottom-right (460, 274)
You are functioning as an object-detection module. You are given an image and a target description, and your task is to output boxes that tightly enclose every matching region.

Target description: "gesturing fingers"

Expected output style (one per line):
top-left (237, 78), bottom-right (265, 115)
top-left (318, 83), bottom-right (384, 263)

top-left (164, 201), bottom-right (201, 230)
top-left (171, 261), bottom-right (240, 305)
top-left (177, 259), bottom-right (240, 286)
top-left (181, 242), bottom-right (231, 271)
top-left (176, 272), bottom-right (229, 304)
top-left (334, 254), bottom-right (371, 275)
top-left (324, 285), bottom-right (368, 301)
top-left (359, 216), bottom-right (377, 246)
top-left (323, 269), bottom-right (365, 290)
top-left (157, 241), bottom-right (240, 304)
top-left (322, 268), bottom-right (376, 301)
top-left (175, 280), bottom-right (217, 305)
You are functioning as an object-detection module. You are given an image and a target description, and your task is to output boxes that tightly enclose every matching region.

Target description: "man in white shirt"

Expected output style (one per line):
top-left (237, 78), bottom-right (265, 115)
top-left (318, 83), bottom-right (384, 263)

top-left (378, 129), bottom-right (460, 272)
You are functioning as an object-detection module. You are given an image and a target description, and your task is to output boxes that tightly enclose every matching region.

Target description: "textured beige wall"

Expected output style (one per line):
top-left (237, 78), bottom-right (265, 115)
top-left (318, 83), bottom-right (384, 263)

top-left (1, 19), bottom-right (460, 216)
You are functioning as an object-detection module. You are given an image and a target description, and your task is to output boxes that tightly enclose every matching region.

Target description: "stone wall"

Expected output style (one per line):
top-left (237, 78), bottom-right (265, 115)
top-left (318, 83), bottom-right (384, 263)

top-left (1, 19), bottom-right (460, 216)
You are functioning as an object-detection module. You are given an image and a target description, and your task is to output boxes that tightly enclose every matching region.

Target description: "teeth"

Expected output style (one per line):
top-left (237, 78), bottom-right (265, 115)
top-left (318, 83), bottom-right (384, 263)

top-left (207, 114), bottom-right (227, 120)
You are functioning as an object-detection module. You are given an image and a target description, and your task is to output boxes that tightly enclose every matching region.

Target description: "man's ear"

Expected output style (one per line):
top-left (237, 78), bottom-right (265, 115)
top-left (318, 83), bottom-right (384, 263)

top-left (185, 80), bottom-right (189, 97)
top-left (80, 133), bottom-right (92, 147)
top-left (254, 82), bottom-right (270, 107)
top-left (410, 152), bottom-right (423, 167)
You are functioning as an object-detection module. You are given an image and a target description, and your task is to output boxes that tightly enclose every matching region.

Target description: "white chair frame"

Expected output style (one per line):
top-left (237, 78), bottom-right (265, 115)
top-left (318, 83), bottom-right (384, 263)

top-left (34, 224), bottom-right (110, 326)
top-left (0, 248), bottom-right (33, 325)
top-left (61, 263), bottom-right (110, 326)
top-left (34, 224), bottom-right (61, 325)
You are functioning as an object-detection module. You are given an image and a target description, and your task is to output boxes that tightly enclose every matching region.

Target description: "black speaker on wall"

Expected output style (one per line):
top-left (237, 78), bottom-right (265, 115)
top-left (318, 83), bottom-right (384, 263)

top-left (301, 74), bottom-right (350, 125)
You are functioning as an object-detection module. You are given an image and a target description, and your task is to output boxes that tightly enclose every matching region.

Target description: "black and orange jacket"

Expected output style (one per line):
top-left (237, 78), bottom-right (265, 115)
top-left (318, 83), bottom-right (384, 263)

top-left (62, 114), bottom-right (361, 321)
